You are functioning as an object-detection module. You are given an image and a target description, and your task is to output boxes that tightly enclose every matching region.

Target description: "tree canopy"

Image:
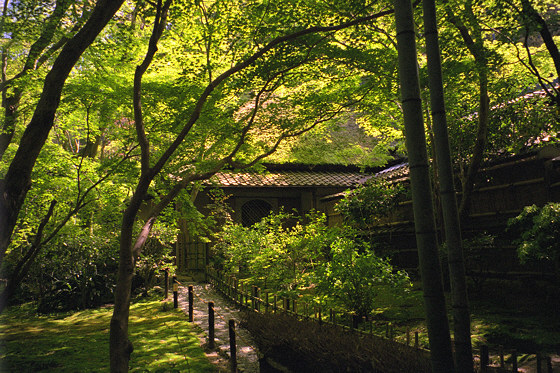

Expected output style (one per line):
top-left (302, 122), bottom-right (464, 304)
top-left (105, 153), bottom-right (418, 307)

top-left (0, 0), bottom-right (559, 371)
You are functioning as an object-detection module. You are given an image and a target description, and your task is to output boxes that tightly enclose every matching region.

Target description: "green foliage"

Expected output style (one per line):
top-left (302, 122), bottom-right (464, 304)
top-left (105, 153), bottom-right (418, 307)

top-left (135, 239), bottom-right (175, 298)
top-left (32, 233), bottom-right (118, 313)
top-left (508, 203), bottom-right (560, 266)
top-left (213, 210), bottom-right (336, 290)
top-left (214, 210), bottom-right (410, 316)
top-left (335, 178), bottom-right (407, 228)
top-left (315, 236), bottom-right (410, 317)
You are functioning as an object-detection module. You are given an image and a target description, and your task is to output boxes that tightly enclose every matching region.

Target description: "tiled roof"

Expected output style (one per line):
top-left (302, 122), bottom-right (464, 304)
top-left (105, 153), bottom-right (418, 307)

top-left (210, 170), bottom-right (372, 187)
top-left (375, 162), bottom-right (409, 181)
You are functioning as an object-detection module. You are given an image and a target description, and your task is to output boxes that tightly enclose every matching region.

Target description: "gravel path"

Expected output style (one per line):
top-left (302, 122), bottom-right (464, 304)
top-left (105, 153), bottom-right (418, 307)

top-left (177, 282), bottom-right (260, 372)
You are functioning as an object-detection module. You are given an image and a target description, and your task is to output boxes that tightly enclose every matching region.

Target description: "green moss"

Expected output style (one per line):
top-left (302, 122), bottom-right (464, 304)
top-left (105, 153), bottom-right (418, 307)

top-left (0, 299), bottom-right (215, 372)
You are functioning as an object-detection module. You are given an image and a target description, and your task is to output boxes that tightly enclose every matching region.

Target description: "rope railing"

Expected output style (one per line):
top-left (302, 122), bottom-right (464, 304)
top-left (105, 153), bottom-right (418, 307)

top-left (205, 266), bottom-right (423, 347)
top-left (158, 268), bottom-right (555, 373)
top-left (202, 267), bottom-right (556, 373)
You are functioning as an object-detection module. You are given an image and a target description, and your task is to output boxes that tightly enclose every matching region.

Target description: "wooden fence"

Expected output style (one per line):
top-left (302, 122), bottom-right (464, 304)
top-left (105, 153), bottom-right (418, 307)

top-left (197, 267), bottom-right (556, 373)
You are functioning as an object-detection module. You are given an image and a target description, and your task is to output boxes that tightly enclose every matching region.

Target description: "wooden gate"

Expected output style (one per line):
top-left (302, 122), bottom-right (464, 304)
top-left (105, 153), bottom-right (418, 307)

top-left (176, 228), bottom-right (208, 272)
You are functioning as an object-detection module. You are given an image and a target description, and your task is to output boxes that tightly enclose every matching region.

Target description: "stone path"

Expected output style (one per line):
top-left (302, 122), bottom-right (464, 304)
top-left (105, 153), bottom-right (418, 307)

top-left (177, 281), bottom-right (260, 373)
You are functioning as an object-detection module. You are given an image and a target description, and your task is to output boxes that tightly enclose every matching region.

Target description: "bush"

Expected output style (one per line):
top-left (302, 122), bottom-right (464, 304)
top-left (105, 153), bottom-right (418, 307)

top-left (212, 210), bottom-right (339, 290)
top-left (336, 178), bottom-right (406, 228)
top-left (507, 203), bottom-right (560, 282)
top-left (315, 237), bottom-right (410, 318)
top-left (35, 246), bottom-right (118, 313)
top-left (213, 210), bottom-right (410, 317)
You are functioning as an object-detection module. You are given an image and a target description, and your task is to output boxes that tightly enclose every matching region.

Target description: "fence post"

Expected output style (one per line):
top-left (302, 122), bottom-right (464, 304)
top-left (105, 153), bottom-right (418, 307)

top-left (265, 292), bottom-right (269, 313)
top-left (480, 345), bottom-right (489, 373)
top-left (292, 299), bottom-right (297, 315)
top-left (499, 345), bottom-right (504, 369)
top-left (537, 353), bottom-right (542, 373)
top-left (414, 332), bottom-right (419, 349)
top-left (385, 322), bottom-right (390, 338)
top-left (188, 285), bottom-right (194, 322)
top-left (229, 319), bottom-right (237, 372)
top-left (274, 295), bottom-right (278, 313)
top-left (173, 275), bottom-right (178, 309)
top-left (251, 286), bottom-right (256, 310)
top-left (163, 268), bottom-right (169, 299)
top-left (547, 355), bottom-right (553, 373)
top-left (512, 349), bottom-right (518, 373)
top-left (208, 301), bottom-right (215, 349)
top-left (406, 327), bottom-right (410, 346)
top-left (240, 282), bottom-right (244, 305)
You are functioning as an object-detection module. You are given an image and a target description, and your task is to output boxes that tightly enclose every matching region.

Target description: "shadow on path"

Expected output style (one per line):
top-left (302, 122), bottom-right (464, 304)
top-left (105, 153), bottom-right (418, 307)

top-left (177, 282), bottom-right (260, 372)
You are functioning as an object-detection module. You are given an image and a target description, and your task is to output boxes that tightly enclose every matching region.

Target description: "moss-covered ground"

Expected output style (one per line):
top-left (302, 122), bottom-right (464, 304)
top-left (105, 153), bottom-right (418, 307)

top-left (0, 298), bottom-right (215, 373)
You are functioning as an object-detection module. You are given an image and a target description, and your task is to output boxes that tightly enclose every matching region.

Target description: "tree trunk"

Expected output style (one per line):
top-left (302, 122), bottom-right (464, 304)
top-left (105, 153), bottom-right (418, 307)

top-left (109, 199), bottom-right (142, 372)
top-left (0, 0), bottom-right (125, 264)
top-left (520, 0), bottom-right (560, 80)
top-left (443, 1), bottom-right (490, 222)
top-left (423, 1), bottom-right (473, 371)
top-left (393, 1), bottom-right (455, 372)
top-left (0, 88), bottom-right (21, 161)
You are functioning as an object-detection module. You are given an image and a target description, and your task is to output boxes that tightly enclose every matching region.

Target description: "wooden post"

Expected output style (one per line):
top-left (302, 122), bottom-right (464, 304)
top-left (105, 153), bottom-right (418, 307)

top-left (329, 309), bottom-right (334, 323)
top-left (252, 285), bottom-right (257, 311)
top-left (547, 356), bottom-right (553, 373)
top-left (512, 349), bottom-right (518, 373)
top-left (537, 353), bottom-right (542, 373)
top-left (499, 345), bottom-right (504, 369)
top-left (480, 345), bottom-right (489, 373)
top-left (265, 292), bottom-right (269, 313)
top-left (173, 275), bottom-right (178, 309)
top-left (415, 332), bottom-right (419, 349)
top-left (208, 301), bottom-right (215, 349)
top-left (229, 320), bottom-right (237, 372)
top-left (292, 299), bottom-right (297, 315)
top-left (188, 285), bottom-right (194, 322)
top-left (274, 295), bottom-right (278, 313)
top-left (406, 327), bottom-right (410, 346)
top-left (163, 268), bottom-right (169, 299)
top-left (385, 322), bottom-right (390, 338)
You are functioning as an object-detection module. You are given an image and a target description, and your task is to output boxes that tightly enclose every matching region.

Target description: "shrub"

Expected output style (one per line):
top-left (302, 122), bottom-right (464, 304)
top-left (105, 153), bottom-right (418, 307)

top-left (213, 210), bottom-right (410, 317)
top-left (335, 178), bottom-right (406, 228)
top-left (508, 203), bottom-right (560, 282)
top-left (315, 237), bottom-right (410, 318)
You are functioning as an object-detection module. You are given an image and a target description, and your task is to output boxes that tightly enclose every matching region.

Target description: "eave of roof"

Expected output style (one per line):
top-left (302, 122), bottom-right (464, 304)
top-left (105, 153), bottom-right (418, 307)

top-left (209, 170), bottom-right (372, 188)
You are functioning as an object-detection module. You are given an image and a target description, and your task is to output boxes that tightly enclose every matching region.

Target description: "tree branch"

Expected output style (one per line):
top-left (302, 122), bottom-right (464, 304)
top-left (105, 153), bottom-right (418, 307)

top-left (150, 6), bottom-right (396, 178)
top-left (134, 0), bottom-right (173, 175)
